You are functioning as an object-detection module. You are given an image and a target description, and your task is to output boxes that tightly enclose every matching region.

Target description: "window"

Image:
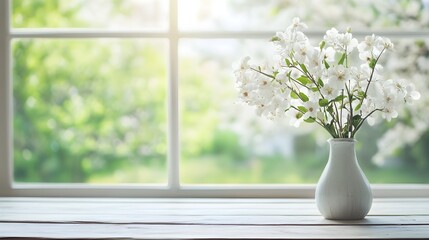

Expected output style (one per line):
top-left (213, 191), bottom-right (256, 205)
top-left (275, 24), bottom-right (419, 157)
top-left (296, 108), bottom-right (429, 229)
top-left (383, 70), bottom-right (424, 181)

top-left (1, 0), bottom-right (428, 197)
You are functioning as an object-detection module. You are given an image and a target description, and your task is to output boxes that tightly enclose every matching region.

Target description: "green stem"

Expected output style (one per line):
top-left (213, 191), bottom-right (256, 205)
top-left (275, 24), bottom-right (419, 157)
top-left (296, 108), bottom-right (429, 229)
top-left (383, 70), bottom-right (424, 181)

top-left (333, 102), bottom-right (342, 137)
top-left (289, 65), bottom-right (325, 99)
top-left (351, 108), bottom-right (383, 138)
top-left (293, 106), bottom-right (335, 138)
top-left (345, 84), bottom-right (353, 138)
top-left (340, 89), bottom-right (344, 137)
top-left (250, 67), bottom-right (275, 79)
top-left (358, 48), bottom-right (386, 107)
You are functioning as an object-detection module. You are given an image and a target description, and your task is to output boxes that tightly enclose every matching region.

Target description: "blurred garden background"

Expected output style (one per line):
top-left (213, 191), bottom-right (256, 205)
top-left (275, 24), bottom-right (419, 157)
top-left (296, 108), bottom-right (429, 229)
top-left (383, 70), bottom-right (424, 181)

top-left (12, 0), bottom-right (429, 184)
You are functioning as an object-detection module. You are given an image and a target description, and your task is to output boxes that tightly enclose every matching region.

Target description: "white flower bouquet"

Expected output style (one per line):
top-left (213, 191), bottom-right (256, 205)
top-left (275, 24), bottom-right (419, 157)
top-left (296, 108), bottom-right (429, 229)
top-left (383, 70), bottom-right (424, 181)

top-left (234, 18), bottom-right (420, 138)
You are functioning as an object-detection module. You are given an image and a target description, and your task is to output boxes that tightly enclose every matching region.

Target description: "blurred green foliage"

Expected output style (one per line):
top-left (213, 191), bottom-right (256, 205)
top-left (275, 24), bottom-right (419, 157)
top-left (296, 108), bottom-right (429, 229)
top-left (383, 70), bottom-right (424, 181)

top-left (12, 0), bottom-right (168, 183)
top-left (13, 38), bottom-right (168, 183)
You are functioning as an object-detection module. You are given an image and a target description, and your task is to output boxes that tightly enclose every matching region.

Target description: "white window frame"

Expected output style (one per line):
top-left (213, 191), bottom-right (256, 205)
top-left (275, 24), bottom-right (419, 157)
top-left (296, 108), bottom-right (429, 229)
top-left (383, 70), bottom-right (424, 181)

top-left (1, 0), bottom-right (428, 198)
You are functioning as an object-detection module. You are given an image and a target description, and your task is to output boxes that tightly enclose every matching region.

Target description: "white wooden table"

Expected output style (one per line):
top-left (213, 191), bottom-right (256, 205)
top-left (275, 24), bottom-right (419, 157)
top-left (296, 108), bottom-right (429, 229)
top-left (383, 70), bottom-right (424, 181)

top-left (0, 198), bottom-right (428, 239)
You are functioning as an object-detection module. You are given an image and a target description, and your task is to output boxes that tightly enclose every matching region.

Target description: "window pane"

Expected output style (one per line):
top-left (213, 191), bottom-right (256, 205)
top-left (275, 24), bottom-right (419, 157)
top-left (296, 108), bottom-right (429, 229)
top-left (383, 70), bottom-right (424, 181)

top-left (12, 0), bottom-right (168, 30)
top-left (179, 38), bottom-right (429, 184)
top-left (13, 39), bottom-right (168, 183)
top-left (179, 0), bottom-right (429, 31)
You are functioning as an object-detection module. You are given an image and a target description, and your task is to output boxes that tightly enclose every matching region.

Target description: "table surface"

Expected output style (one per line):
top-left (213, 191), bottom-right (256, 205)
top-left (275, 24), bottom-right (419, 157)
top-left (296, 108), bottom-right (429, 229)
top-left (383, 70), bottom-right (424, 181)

top-left (0, 197), bottom-right (428, 239)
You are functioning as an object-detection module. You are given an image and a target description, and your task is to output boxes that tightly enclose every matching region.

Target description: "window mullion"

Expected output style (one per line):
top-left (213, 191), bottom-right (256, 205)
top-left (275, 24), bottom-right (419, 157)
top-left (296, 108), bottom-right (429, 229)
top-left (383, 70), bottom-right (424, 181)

top-left (167, 0), bottom-right (180, 191)
top-left (0, 0), bottom-right (12, 196)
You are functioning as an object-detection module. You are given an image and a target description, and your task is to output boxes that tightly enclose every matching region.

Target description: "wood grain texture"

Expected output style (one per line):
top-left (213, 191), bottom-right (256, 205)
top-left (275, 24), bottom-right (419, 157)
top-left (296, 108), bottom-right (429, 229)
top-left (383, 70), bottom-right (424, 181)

top-left (0, 198), bottom-right (428, 239)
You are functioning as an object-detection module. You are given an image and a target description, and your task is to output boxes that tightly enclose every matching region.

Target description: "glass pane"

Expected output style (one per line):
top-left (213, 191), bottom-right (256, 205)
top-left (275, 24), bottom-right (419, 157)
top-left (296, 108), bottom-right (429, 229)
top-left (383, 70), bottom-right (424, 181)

top-left (179, 38), bottom-right (429, 184)
top-left (12, 0), bottom-right (168, 30)
top-left (179, 0), bottom-right (429, 31)
top-left (13, 39), bottom-right (168, 183)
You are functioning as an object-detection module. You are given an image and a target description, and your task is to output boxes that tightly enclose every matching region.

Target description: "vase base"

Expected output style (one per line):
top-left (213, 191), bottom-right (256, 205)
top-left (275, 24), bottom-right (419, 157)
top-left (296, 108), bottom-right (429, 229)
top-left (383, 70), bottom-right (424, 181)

top-left (323, 216), bottom-right (367, 221)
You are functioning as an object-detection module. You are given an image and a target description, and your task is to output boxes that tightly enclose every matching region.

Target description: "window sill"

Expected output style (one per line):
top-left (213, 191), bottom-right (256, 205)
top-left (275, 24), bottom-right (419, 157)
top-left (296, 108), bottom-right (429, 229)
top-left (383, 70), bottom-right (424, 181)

top-left (0, 197), bottom-right (428, 239)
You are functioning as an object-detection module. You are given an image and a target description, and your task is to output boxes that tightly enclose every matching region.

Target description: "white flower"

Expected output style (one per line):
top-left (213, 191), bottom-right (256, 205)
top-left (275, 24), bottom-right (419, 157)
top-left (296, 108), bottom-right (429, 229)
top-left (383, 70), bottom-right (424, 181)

top-left (360, 98), bottom-right (378, 125)
top-left (270, 93), bottom-right (290, 118)
top-left (407, 88), bottom-right (421, 103)
top-left (303, 101), bottom-right (319, 119)
top-left (358, 50), bottom-right (372, 62)
top-left (358, 63), bottom-right (383, 89)
top-left (339, 32), bottom-right (358, 53)
top-left (381, 107), bottom-right (398, 121)
top-left (293, 43), bottom-right (312, 63)
top-left (389, 78), bottom-right (421, 103)
top-left (307, 47), bottom-right (335, 77)
top-left (307, 48), bottom-right (323, 76)
top-left (306, 88), bottom-right (320, 103)
top-left (321, 83), bottom-right (339, 101)
top-left (234, 56), bottom-right (258, 86)
top-left (290, 68), bottom-right (301, 79)
top-left (324, 28), bottom-right (340, 47)
top-left (273, 31), bottom-right (294, 57)
top-left (323, 28), bottom-right (358, 53)
top-left (328, 65), bottom-right (349, 89)
top-left (380, 90), bottom-right (398, 108)
top-left (257, 75), bottom-right (272, 89)
top-left (275, 69), bottom-right (288, 84)
top-left (287, 17), bottom-right (308, 31)
top-left (376, 37), bottom-right (394, 51)
top-left (321, 47), bottom-right (335, 63)
top-left (357, 34), bottom-right (385, 61)
top-left (350, 66), bottom-right (368, 84)
top-left (373, 81), bottom-right (391, 101)
top-left (255, 101), bottom-right (269, 117)
top-left (358, 34), bottom-right (377, 53)
top-left (273, 30), bottom-right (308, 58)
top-left (287, 108), bottom-right (304, 127)
top-left (238, 56), bottom-right (251, 70)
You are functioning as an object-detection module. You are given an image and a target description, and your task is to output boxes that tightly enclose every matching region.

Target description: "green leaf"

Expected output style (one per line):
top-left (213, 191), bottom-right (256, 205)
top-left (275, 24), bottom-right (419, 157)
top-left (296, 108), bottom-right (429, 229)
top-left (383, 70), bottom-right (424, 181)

top-left (285, 58), bottom-right (291, 66)
top-left (369, 58), bottom-right (376, 69)
top-left (304, 117), bottom-right (316, 123)
top-left (334, 95), bottom-right (346, 102)
top-left (326, 122), bottom-right (337, 137)
top-left (338, 53), bottom-right (346, 65)
top-left (270, 36), bottom-right (280, 42)
top-left (297, 76), bottom-right (312, 85)
top-left (319, 98), bottom-right (329, 107)
top-left (299, 92), bottom-right (309, 102)
top-left (357, 90), bottom-right (366, 99)
top-left (416, 40), bottom-right (425, 48)
top-left (296, 112), bottom-right (303, 119)
top-left (273, 71), bottom-right (279, 78)
top-left (352, 115), bottom-right (362, 128)
top-left (298, 106), bottom-right (308, 113)
top-left (319, 40), bottom-right (326, 50)
top-left (317, 78), bottom-right (324, 87)
top-left (341, 127), bottom-right (350, 137)
top-left (311, 87), bottom-right (319, 92)
top-left (354, 103), bottom-right (362, 112)
top-left (290, 91), bottom-right (299, 99)
top-left (299, 63), bottom-right (308, 73)
top-left (323, 60), bottom-right (330, 69)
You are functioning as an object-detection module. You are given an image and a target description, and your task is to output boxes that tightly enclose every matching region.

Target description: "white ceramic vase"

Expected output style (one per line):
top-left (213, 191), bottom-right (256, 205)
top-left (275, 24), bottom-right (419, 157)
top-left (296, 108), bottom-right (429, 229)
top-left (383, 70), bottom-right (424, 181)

top-left (315, 138), bottom-right (372, 220)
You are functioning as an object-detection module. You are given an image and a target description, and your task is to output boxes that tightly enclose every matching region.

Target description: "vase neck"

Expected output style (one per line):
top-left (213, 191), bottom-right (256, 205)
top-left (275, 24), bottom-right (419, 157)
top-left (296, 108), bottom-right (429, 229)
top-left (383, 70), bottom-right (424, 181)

top-left (328, 139), bottom-right (357, 165)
